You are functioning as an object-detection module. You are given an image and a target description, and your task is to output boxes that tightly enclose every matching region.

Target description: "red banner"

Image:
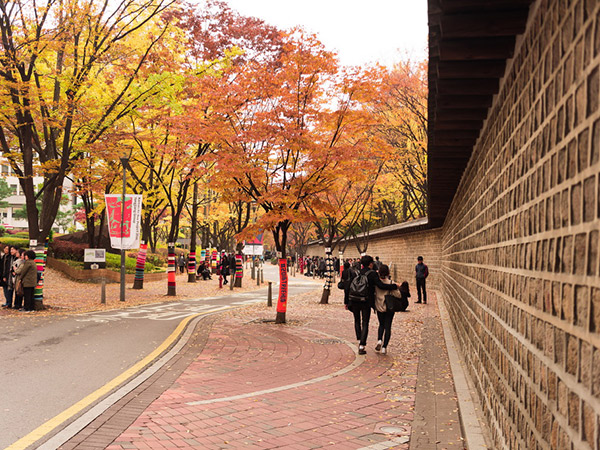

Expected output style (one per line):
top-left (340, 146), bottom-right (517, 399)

top-left (106, 196), bottom-right (133, 238)
top-left (277, 258), bottom-right (288, 313)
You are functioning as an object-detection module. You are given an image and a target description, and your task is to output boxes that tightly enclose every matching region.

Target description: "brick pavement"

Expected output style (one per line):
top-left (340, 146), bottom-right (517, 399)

top-left (59, 289), bottom-right (465, 450)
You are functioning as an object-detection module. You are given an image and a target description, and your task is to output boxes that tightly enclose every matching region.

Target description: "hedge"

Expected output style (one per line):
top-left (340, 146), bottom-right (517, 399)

top-left (105, 252), bottom-right (159, 273)
top-left (0, 237), bottom-right (31, 249)
top-left (50, 240), bottom-right (88, 261)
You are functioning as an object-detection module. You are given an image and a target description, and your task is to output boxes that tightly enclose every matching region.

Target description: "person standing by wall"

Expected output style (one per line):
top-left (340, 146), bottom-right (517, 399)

top-left (415, 256), bottom-right (429, 304)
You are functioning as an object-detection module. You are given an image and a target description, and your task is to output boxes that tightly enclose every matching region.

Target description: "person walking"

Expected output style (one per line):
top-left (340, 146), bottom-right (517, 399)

top-left (15, 250), bottom-right (37, 312)
top-left (374, 265), bottom-right (404, 355)
top-left (348, 255), bottom-right (398, 355)
top-left (177, 254), bottom-right (186, 274)
top-left (415, 256), bottom-right (429, 304)
top-left (220, 251), bottom-right (230, 285)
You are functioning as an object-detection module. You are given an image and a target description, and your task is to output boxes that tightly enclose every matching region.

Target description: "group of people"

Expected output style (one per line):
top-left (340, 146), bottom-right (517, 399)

top-left (0, 245), bottom-right (39, 312)
top-left (340, 254), bottom-right (429, 355)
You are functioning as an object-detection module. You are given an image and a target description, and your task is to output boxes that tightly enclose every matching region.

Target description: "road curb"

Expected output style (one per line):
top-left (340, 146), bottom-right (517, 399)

top-left (10, 311), bottom-right (212, 450)
top-left (436, 291), bottom-right (490, 449)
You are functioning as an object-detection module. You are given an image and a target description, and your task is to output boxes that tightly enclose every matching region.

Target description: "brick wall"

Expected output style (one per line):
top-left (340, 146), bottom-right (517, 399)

top-left (307, 1), bottom-right (600, 448)
top-left (440, 0), bottom-right (600, 448)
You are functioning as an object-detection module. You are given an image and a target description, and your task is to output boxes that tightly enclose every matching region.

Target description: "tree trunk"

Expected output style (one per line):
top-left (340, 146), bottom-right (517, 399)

top-left (320, 246), bottom-right (334, 304)
top-left (188, 182), bottom-right (198, 282)
top-left (167, 242), bottom-right (176, 296)
top-left (33, 242), bottom-right (48, 310)
top-left (234, 241), bottom-right (244, 287)
top-left (273, 221), bottom-right (289, 324)
top-left (132, 241), bottom-right (148, 289)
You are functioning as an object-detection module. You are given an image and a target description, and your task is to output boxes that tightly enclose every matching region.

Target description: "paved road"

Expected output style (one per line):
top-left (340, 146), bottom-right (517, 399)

top-left (0, 265), bottom-right (321, 449)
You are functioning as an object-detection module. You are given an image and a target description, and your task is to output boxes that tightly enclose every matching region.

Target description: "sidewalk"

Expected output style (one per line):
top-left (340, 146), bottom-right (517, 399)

top-left (58, 288), bottom-right (466, 450)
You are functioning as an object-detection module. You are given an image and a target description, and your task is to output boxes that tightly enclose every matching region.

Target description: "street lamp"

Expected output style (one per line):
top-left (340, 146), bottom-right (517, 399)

top-left (119, 155), bottom-right (130, 302)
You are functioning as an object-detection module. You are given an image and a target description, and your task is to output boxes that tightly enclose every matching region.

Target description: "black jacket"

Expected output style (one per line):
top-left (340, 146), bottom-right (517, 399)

top-left (1, 254), bottom-right (15, 286)
top-left (349, 267), bottom-right (398, 308)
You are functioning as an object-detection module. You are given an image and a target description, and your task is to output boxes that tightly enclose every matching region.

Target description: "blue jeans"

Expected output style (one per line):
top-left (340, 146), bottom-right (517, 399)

top-left (3, 285), bottom-right (14, 307)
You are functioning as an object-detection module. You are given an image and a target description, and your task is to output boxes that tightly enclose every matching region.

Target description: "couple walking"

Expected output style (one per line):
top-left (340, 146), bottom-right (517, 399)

top-left (341, 255), bottom-right (409, 355)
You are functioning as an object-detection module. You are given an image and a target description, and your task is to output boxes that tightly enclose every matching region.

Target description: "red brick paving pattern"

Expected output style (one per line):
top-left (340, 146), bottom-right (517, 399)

top-left (57, 287), bottom-right (464, 449)
top-left (102, 291), bottom-right (433, 450)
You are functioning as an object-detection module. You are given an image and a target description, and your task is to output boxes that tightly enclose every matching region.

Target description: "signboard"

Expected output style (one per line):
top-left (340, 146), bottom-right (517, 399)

top-left (105, 194), bottom-right (143, 249)
top-left (84, 249), bottom-right (106, 270)
top-left (84, 249), bottom-right (106, 262)
top-left (242, 244), bottom-right (264, 256)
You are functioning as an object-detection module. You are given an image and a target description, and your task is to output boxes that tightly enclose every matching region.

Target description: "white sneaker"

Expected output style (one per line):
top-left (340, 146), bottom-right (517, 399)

top-left (380, 347), bottom-right (387, 355)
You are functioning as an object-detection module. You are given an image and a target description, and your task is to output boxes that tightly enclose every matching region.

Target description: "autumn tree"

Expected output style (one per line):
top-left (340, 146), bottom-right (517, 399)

top-left (308, 165), bottom-right (383, 304)
top-left (192, 30), bottom-right (370, 323)
top-left (372, 60), bottom-right (428, 223)
top-left (0, 0), bottom-right (175, 246)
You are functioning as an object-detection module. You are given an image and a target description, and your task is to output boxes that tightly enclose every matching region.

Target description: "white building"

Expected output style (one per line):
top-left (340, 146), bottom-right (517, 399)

top-left (0, 162), bottom-right (81, 233)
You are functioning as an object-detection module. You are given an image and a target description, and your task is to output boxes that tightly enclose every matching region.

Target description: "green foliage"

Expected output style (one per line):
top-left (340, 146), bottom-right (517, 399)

top-left (0, 179), bottom-right (11, 209)
top-left (271, 257), bottom-right (278, 265)
top-left (104, 253), bottom-right (159, 273)
top-left (0, 237), bottom-right (30, 248)
top-left (126, 250), bottom-right (166, 268)
top-left (11, 231), bottom-right (29, 238)
top-left (0, 226), bottom-right (5, 237)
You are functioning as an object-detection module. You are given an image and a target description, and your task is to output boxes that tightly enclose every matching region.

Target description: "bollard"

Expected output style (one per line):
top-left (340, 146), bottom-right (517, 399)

top-left (257, 270), bottom-right (260, 286)
top-left (260, 268), bottom-right (264, 284)
top-left (230, 274), bottom-right (234, 290)
top-left (267, 281), bottom-right (272, 307)
top-left (219, 274), bottom-right (223, 289)
top-left (101, 277), bottom-right (106, 304)
top-left (251, 263), bottom-right (255, 280)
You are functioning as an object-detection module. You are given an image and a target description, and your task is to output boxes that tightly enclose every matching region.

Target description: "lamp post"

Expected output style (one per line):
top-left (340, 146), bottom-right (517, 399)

top-left (119, 155), bottom-right (130, 302)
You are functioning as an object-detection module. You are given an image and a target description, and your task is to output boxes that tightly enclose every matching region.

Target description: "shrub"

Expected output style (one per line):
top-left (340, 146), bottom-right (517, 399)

top-left (146, 252), bottom-right (166, 267)
top-left (104, 252), bottom-right (158, 273)
top-left (0, 226), bottom-right (5, 237)
top-left (12, 231), bottom-right (29, 238)
top-left (0, 237), bottom-right (30, 249)
top-left (125, 250), bottom-right (166, 268)
top-left (50, 240), bottom-right (88, 261)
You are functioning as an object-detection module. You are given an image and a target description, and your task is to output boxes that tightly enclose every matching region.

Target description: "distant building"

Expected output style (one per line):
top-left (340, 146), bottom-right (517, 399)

top-left (0, 161), bottom-right (81, 233)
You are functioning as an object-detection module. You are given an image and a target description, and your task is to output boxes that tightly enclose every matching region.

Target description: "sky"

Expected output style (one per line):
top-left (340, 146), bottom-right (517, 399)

top-left (223, 0), bottom-right (428, 67)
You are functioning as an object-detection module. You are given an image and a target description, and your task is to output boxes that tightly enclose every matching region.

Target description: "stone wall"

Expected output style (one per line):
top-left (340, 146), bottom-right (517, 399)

top-left (440, 0), bottom-right (600, 448)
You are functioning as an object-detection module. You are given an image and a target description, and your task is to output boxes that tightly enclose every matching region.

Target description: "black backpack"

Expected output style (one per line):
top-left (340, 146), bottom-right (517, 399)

top-left (349, 270), bottom-right (373, 302)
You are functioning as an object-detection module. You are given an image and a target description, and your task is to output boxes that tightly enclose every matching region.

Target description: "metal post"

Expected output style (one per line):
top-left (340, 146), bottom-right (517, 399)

top-left (251, 261), bottom-right (255, 280)
top-left (101, 277), bottom-right (106, 304)
top-left (119, 156), bottom-right (129, 302)
top-left (257, 269), bottom-right (260, 286)
top-left (260, 268), bottom-right (263, 284)
top-left (267, 281), bottom-right (272, 307)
